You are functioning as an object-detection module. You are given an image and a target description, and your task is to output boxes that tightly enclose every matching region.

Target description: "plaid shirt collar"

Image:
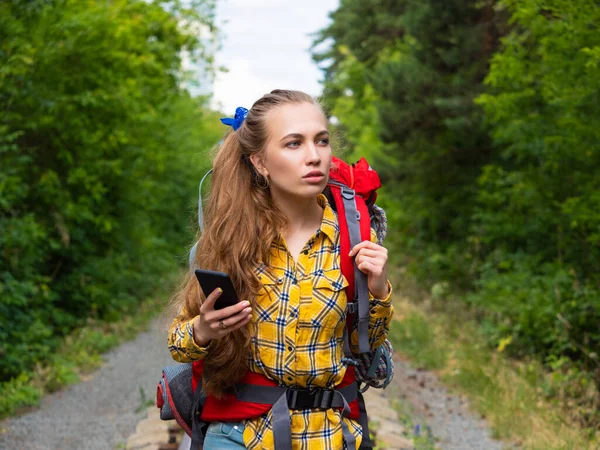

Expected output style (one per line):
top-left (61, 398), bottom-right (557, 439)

top-left (316, 193), bottom-right (339, 244)
top-left (255, 193), bottom-right (339, 276)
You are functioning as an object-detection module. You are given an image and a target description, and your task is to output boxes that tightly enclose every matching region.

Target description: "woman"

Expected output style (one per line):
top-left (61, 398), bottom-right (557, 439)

top-left (168, 89), bottom-right (393, 449)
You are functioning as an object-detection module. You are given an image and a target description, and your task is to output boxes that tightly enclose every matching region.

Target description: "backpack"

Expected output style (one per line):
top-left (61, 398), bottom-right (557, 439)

top-left (323, 156), bottom-right (394, 395)
top-left (157, 156), bottom-right (394, 449)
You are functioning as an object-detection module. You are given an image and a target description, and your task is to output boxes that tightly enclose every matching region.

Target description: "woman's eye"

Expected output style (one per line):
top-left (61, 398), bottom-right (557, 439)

top-left (286, 138), bottom-right (329, 148)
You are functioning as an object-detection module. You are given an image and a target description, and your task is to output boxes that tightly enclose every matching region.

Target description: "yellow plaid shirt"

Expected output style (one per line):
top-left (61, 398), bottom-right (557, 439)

top-left (168, 194), bottom-right (393, 449)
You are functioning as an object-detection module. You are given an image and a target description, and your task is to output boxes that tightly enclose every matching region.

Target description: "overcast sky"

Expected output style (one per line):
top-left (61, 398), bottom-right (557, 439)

top-left (209, 0), bottom-right (340, 115)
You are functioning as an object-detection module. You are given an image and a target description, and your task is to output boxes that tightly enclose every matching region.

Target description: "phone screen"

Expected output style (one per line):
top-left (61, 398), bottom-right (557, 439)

top-left (194, 269), bottom-right (240, 310)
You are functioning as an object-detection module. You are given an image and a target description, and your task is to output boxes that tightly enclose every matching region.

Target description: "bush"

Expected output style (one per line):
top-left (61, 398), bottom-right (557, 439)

top-left (0, 0), bottom-right (222, 382)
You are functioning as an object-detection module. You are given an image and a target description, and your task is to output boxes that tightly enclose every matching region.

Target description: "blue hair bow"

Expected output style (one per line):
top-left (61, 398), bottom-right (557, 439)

top-left (220, 106), bottom-right (248, 131)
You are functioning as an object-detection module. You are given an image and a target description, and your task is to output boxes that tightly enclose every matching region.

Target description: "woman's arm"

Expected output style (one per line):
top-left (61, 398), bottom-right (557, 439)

top-left (167, 308), bottom-right (212, 363)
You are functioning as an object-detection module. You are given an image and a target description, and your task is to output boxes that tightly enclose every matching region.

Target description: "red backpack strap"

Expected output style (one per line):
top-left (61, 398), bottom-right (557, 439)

top-left (328, 157), bottom-right (381, 355)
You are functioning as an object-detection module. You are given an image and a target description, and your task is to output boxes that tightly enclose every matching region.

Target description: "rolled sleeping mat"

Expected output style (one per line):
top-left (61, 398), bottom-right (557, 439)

top-left (157, 363), bottom-right (194, 436)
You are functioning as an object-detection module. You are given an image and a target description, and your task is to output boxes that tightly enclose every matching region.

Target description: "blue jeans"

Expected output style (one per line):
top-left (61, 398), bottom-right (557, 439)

top-left (203, 421), bottom-right (246, 449)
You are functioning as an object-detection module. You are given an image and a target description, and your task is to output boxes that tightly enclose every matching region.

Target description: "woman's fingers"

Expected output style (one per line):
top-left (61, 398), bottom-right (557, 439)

top-left (194, 308), bottom-right (250, 346)
top-left (221, 315), bottom-right (252, 335)
top-left (357, 259), bottom-right (382, 275)
top-left (204, 301), bottom-right (252, 335)
top-left (355, 250), bottom-right (386, 267)
top-left (196, 288), bottom-right (252, 340)
top-left (349, 240), bottom-right (385, 257)
top-left (200, 286), bottom-right (249, 317)
top-left (217, 310), bottom-right (252, 332)
top-left (355, 248), bottom-right (386, 261)
top-left (349, 240), bottom-right (371, 256)
top-left (199, 287), bottom-right (223, 314)
top-left (214, 300), bottom-right (251, 320)
top-left (210, 304), bottom-right (252, 327)
top-left (205, 300), bottom-right (251, 323)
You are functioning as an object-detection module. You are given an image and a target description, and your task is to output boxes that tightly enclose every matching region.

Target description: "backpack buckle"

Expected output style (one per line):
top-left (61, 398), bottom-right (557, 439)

top-left (346, 303), bottom-right (357, 314)
top-left (287, 387), bottom-right (336, 409)
top-left (314, 389), bottom-right (335, 409)
top-left (340, 186), bottom-right (355, 200)
top-left (287, 388), bottom-right (300, 408)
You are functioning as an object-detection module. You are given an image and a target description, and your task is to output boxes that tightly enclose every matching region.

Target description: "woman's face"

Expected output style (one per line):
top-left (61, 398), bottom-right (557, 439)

top-left (253, 102), bottom-right (332, 200)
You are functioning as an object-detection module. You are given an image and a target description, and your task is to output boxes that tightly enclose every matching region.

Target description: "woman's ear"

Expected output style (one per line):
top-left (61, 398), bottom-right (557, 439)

top-left (249, 154), bottom-right (268, 177)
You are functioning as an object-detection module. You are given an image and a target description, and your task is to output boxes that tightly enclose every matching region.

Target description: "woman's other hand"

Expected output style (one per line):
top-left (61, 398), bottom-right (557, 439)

top-left (348, 241), bottom-right (390, 299)
top-left (192, 289), bottom-right (252, 347)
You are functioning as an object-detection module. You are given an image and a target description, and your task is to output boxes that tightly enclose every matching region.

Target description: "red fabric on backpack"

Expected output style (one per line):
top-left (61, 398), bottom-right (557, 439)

top-left (329, 156), bottom-right (381, 200)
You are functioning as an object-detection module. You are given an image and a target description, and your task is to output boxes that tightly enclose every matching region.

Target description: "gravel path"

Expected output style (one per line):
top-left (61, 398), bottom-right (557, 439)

top-left (0, 317), bottom-right (173, 450)
top-left (390, 355), bottom-right (509, 450)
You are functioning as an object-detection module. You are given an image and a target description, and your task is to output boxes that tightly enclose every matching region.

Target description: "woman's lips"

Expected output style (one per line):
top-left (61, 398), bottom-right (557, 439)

top-left (303, 171), bottom-right (325, 183)
top-left (303, 175), bottom-right (325, 183)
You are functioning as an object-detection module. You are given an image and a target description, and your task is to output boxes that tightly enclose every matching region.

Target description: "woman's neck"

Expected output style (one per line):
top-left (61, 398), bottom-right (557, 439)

top-left (271, 191), bottom-right (323, 234)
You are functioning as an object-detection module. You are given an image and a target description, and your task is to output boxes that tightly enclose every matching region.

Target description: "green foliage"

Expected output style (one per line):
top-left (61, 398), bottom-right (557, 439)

top-left (469, 0), bottom-right (600, 377)
top-left (0, 374), bottom-right (43, 418)
top-left (0, 271), bottom-right (177, 419)
top-left (0, 0), bottom-right (222, 382)
top-left (467, 255), bottom-right (599, 367)
top-left (326, 47), bottom-right (385, 165)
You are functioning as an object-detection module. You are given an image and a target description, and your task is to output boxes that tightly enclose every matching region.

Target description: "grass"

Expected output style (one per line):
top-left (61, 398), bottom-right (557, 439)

top-left (390, 400), bottom-right (437, 450)
top-left (387, 266), bottom-right (600, 450)
top-left (368, 399), bottom-right (437, 450)
top-left (0, 269), bottom-right (180, 420)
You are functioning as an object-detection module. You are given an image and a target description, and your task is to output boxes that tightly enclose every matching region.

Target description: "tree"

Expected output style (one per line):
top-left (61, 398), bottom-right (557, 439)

top-left (0, 0), bottom-right (221, 380)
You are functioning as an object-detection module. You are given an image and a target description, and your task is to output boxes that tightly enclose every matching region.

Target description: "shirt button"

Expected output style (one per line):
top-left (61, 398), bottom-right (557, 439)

top-left (277, 278), bottom-right (283, 284)
top-left (287, 376), bottom-right (293, 382)
top-left (287, 345), bottom-right (293, 351)
top-left (303, 249), bottom-right (309, 255)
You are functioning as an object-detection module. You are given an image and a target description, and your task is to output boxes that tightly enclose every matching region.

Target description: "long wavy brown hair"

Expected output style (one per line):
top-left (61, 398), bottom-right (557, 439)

top-left (170, 89), bottom-right (327, 397)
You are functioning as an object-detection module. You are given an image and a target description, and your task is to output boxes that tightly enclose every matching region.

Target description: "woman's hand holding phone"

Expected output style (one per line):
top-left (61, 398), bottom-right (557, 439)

top-left (192, 288), bottom-right (252, 347)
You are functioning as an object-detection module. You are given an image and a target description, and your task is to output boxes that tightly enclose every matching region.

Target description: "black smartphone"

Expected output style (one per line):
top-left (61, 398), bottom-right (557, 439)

top-left (194, 269), bottom-right (240, 310)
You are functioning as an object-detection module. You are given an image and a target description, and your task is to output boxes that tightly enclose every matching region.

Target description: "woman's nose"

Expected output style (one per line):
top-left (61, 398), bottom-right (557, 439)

top-left (306, 144), bottom-right (321, 164)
